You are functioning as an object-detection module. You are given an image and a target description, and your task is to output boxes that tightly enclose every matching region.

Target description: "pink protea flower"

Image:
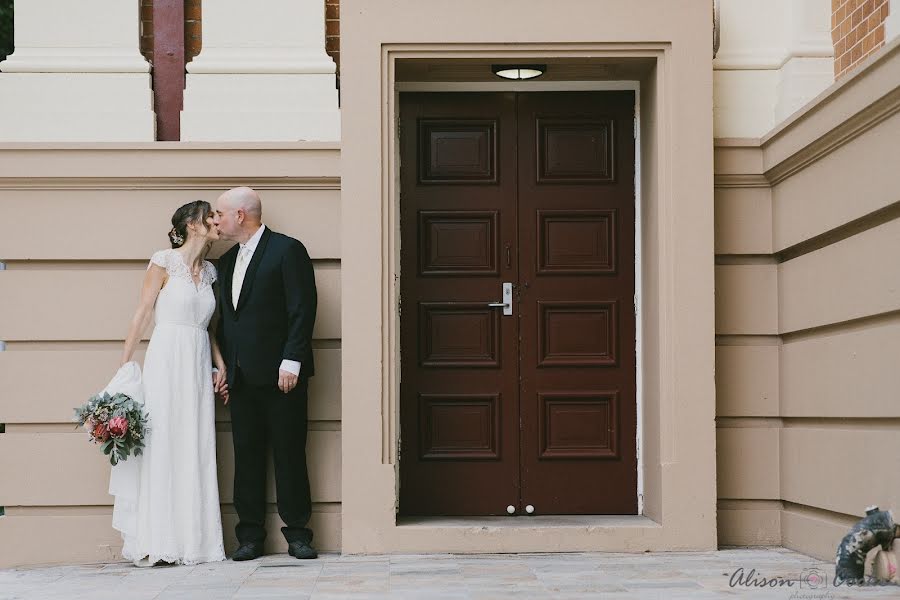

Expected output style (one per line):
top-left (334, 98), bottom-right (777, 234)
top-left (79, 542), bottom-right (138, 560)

top-left (92, 421), bottom-right (110, 442)
top-left (108, 416), bottom-right (129, 439)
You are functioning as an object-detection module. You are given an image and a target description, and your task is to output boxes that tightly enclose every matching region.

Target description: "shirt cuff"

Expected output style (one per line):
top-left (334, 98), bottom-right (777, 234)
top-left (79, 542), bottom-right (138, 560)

top-left (280, 359), bottom-right (301, 376)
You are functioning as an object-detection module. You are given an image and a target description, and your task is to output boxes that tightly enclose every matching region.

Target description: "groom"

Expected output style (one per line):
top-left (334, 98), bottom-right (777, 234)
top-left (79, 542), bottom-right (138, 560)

top-left (213, 186), bottom-right (319, 560)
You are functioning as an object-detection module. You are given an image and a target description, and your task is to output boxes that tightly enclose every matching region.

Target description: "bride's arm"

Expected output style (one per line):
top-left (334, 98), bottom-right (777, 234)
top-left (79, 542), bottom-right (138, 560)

top-left (210, 325), bottom-right (227, 384)
top-left (208, 285), bottom-right (229, 400)
top-left (120, 265), bottom-right (167, 366)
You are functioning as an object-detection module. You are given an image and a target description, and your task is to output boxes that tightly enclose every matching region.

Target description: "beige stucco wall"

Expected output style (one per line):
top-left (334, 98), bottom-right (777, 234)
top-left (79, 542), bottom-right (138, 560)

top-left (715, 37), bottom-right (900, 559)
top-left (0, 145), bottom-right (342, 567)
top-left (2, 0), bottom-right (894, 570)
top-left (340, 0), bottom-right (717, 553)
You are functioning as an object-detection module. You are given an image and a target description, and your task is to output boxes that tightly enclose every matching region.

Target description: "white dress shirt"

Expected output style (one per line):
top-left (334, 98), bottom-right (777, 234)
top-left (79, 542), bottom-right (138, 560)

top-left (231, 224), bottom-right (301, 377)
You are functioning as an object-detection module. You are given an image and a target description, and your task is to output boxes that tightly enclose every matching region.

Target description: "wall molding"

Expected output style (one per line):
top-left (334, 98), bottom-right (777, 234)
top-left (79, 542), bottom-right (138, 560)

top-left (0, 177), bottom-right (340, 191)
top-left (712, 174), bottom-right (769, 188)
top-left (764, 86), bottom-right (900, 185)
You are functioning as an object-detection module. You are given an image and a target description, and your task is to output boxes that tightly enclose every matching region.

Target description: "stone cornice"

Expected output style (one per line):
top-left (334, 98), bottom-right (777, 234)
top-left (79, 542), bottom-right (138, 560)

top-left (761, 37), bottom-right (900, 178)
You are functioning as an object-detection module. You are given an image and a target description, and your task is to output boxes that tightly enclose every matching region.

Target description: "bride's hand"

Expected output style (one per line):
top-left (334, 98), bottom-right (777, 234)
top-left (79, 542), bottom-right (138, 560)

top-left (213, 367), bottom-right (229, 404)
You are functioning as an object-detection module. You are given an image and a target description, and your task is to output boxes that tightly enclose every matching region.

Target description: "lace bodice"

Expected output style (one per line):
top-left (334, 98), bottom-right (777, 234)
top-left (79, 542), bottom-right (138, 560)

top-left (149, 249), bottom-right (216, 289)
top-left (148, 249), bottom-right (217, 330)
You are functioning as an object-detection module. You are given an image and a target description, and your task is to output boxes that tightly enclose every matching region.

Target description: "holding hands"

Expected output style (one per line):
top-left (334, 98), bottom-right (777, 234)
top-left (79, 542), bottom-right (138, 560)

top-left (213, 365), bottom-right (229, 404)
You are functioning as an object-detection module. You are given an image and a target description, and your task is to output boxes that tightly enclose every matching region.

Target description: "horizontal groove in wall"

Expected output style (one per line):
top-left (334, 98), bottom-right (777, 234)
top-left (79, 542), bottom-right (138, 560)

top-left (219, 501), bottom-right (342, 514)
top-left (5, 420), bottom-right (343, 433)
top-left (3, 261), bottom-right (150, 271)
top-left (781, 500), bottom-right (861, 524)
top-left (0, 142), bottom-right (341, 150)
top-left (781, 308), bottom-right (900, 342)
top-left (776, 200), bottom-right (900, 263)
top-left (4, 424), bottom-right (81, 433)
top-left (308, 421), bottom-right (341, 431)
top-left (713, 176), bottom-right (770, 188)
top-left (311, 339), bottom-right (341, 350)
top-left (714, 138), bottom-right (761, 146)
top-left (715, 335), bottom-right (781, 346)
top-left (2, 258), bottom-right (342, 270)
top-left (717, 499), bottom-right (785, 510)
top-left (781, 417), bottom-right (900, 430)
top-left (4, 339), bottom-right (342, 351)
top-left (716, 417), bottom-right (783, 428)
top-left (714, 255), bottom-right (779, 265)
top-left (4, 502), bottom-right (342, 517)
top-left (716, 417), bottom-right (900, 429)
top-left (0, 178), bottom-right (340, 191)
top-left (216, 420), bottom-right (341, 432)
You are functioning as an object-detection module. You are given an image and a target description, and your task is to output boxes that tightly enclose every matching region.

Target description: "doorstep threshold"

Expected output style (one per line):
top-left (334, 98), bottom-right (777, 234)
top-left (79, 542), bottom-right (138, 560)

top-left (396, 514), bottom-right (659, 529)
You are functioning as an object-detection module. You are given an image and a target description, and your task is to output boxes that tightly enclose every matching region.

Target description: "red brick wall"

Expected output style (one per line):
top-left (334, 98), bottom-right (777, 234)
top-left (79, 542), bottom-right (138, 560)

top-left (326, 0), bottom-right (340, 71)
top-left (832, 0), bottom-right (889, 78)
top-left (140, 1), bottom-right (340, 71)
top-left (139, 0), bottom-right (153, 61)
top-left (185, 0), bottom-right (201, 60)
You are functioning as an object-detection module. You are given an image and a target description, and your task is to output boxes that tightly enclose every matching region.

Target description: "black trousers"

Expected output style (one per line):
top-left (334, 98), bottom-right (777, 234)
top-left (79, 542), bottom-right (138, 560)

top-left (229, 369), bottom-right (313, 545)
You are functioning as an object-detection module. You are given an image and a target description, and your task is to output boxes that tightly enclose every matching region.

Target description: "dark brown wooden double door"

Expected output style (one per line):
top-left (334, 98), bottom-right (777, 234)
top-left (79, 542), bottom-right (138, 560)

top-left (399, 92), bottom-right (636, 516)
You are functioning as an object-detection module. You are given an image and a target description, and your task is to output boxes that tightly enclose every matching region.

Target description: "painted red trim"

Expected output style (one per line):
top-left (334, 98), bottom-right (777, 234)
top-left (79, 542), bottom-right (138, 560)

top-left (152, 0), bottom-right (185, 141)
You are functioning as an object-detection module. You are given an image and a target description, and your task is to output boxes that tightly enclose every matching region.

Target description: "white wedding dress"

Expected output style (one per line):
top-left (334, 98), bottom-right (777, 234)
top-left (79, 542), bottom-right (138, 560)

top-left (107, 248), bottom-right (225, 566)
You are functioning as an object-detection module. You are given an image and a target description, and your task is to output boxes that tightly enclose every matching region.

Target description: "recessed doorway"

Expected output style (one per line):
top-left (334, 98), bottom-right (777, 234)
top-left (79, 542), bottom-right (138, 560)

top-left (399, 91), bottom-right (638, 516)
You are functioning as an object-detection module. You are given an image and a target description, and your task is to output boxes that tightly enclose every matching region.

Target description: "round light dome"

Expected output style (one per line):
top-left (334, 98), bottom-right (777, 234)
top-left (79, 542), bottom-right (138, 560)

top-left (491, 64), bottom-right (546, 80)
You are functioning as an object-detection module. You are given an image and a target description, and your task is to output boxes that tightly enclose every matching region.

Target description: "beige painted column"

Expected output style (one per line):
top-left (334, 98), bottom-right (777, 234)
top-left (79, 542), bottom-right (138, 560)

top-left (181, 0), bottom-right (340, 141)
top-left (0, 0), bottom-right (154, 141)
top-left (714, 0), bottom-right (833, 137)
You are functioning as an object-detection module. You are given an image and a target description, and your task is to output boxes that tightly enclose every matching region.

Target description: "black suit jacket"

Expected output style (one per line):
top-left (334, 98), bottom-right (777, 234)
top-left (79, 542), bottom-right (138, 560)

top-left (217, 227), bottom-right (317, 386)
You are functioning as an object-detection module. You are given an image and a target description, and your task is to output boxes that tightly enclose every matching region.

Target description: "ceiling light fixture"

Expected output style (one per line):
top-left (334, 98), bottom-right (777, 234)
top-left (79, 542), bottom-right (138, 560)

top-left (491, 64), bottom-right (546, 80)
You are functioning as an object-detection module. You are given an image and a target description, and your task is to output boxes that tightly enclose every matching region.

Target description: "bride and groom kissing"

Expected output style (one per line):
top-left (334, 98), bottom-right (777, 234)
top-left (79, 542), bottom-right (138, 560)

top-left (112, 186), bottom-right (318, 565)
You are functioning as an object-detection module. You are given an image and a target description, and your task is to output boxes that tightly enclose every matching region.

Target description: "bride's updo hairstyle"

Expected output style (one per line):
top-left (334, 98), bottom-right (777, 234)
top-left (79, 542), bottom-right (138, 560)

top-left (168, 200), bottom-right (212, 248)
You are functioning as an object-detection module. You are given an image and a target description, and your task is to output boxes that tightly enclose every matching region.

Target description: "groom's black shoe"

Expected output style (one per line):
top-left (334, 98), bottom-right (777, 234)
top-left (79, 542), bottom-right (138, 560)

top-left (232, 542), bottom-right (264, 561)
top-left (287, 540), bottom-right (318, 559)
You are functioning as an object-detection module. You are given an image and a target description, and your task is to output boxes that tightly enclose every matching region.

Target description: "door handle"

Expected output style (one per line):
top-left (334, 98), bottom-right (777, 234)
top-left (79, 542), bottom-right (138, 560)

top-left (487, 282), bottom-right (513, 316)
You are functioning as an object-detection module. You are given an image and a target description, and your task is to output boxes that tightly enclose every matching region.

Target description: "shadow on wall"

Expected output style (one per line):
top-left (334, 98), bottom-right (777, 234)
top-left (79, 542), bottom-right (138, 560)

top-left (0, 0), bottom-right (12, 63)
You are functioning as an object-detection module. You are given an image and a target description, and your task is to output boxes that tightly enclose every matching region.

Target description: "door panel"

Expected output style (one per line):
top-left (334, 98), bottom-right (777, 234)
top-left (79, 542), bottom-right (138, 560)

top-left (400, 91), bottom-right (636, 516)
top-left (400, 93), bottom-right (520, 516)
top-left (517, 92), bottom-right (636, 514)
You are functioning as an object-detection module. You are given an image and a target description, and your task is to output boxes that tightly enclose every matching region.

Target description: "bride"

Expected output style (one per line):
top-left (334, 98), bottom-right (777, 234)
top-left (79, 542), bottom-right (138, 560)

top-left (113, 200), bottom-right (227, 565)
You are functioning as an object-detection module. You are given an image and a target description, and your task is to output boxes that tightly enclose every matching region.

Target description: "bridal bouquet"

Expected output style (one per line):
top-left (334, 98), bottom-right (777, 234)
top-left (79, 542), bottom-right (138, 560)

top-left (73, 392), bottom-right (149, 466)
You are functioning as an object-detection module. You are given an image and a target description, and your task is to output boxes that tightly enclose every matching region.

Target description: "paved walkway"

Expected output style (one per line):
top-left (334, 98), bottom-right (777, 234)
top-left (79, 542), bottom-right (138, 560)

top-left (2, 547), bottom-right (899, 599)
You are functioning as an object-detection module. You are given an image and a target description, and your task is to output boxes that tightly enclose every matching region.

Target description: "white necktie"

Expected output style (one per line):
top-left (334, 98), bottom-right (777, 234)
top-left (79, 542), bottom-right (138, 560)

top-left (232, 245), bottom-right (251, 309)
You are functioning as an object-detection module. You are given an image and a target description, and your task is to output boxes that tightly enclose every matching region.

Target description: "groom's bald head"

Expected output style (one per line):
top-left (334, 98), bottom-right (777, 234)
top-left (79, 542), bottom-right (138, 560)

top-left (219, 186), bottom-right (262, 221)
top-left (214, 186), bottom-right (264, 243)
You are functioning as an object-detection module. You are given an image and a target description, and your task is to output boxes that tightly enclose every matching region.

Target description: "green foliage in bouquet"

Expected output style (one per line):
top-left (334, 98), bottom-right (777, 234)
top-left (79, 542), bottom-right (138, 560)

top-left (73, 392), bottom-right (150, 466)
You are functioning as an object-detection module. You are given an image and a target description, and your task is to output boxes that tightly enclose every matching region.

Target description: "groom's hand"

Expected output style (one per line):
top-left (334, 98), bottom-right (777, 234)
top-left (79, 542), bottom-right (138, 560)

top-left (278, 369), bottom-right (298, 394)
top-left (213, 371), bottom-right (230, 405)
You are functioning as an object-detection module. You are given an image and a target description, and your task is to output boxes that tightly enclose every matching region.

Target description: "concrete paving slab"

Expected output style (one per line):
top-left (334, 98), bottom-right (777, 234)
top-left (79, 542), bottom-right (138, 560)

top-left (3, 547), bottom-right (900, 599)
